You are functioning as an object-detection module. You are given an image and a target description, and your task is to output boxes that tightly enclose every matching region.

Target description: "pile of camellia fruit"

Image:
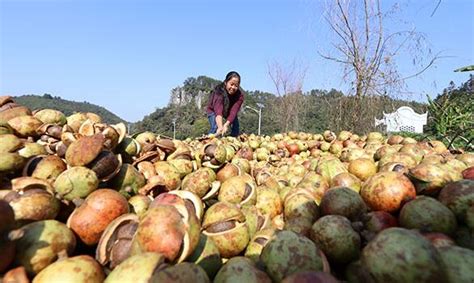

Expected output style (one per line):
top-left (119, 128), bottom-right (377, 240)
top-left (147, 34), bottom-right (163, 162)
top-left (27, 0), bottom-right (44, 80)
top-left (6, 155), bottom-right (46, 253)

top-left (1, 95), bottom-right (473, 283)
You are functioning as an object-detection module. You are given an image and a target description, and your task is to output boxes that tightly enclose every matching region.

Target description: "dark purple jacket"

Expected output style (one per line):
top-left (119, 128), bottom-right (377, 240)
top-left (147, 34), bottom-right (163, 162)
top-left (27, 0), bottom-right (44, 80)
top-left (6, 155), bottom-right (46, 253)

top-left (206, 86), bottom-right (244, 123)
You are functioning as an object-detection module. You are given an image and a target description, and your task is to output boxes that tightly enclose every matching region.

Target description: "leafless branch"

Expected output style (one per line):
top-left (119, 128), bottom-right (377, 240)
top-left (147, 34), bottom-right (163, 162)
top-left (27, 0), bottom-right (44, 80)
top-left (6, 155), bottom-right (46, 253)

top-left (381, 53), bottom-right (450, 85)
top-left (267, 60), bottom-right (308, 132)
top-left (318, 0), bottom-right (442, 132)
top-left (431, 0), bottom-right (442, 17)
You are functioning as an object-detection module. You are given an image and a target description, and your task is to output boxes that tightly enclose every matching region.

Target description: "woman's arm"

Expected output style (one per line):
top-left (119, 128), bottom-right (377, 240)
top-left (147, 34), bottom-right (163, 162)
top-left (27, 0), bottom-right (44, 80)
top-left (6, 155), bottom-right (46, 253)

top-left (211, 91), bottom-right (225, 134)
top-left (215, 115), bottom-right (224, 133)
top-left (225, 91), bottom-right (244, 126)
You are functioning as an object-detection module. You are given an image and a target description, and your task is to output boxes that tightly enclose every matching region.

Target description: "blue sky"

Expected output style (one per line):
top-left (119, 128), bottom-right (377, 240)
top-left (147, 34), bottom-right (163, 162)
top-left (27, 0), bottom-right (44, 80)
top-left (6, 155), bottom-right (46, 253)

top-left (1, 0), bottom-right (473, 122)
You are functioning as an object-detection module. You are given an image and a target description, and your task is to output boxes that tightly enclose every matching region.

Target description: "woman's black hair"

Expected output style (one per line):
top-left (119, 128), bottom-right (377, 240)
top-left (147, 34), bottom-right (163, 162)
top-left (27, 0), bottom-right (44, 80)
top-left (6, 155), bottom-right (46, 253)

top-left (224, 71), bottom-right (241, 83)
top-left (211, 71), bottom-right (241, 118)
top-left (214, 71), bottom-right (241, 93)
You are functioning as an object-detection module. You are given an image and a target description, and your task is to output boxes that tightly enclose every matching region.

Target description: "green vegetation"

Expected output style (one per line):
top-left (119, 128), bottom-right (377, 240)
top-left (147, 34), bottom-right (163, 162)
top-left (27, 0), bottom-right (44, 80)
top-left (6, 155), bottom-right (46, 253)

top-left (14, 94), bottom-right (126, 124)
top-left (131, 76), bottom-right (427, 139)
top-left (454, 65), bottom-right (474, 72)
top-left (13, 75), bottom-right (472, 151)
top-left (426, 75), bottom-right (474, 150)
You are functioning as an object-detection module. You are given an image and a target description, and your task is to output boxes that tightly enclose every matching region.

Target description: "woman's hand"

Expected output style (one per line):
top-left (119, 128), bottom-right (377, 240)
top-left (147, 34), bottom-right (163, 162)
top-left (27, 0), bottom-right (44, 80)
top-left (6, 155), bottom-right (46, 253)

top-left (222, 122), bottom-right (230, 135)
top-left (215, 115), bottom-right (224, 136)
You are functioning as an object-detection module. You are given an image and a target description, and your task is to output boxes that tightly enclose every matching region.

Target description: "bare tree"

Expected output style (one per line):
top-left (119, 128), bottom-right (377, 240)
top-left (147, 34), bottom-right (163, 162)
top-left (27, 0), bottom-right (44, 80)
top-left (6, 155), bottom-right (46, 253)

top-left (267, 59), bottom-right (308, 132)
top-left (319, 0), bottom-right (440, 98)
top-left (318, 0), bottom-right (441, 133)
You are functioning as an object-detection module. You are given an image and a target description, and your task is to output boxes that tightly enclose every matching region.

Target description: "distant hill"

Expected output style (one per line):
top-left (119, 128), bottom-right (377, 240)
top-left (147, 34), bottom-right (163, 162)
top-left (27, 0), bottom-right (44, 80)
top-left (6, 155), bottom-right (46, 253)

top-left (14, 94), bottom-right (127, 124)
top-left (132, 76), bottom-right (221, 137)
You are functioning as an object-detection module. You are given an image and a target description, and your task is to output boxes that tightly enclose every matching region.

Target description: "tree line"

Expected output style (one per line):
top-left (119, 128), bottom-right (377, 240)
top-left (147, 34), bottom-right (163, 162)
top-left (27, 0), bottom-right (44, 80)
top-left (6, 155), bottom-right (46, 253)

top-left (131, 75), bottom-right (428, 138)
top-left (14, 94), bottom-right (125, 125)
top-left (13, 74), bottom-right (472, 148)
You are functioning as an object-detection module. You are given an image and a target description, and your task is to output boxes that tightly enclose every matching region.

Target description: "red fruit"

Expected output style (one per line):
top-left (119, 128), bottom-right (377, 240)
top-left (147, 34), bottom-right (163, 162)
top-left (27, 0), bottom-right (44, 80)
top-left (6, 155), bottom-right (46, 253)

top-left (286, 143), bottom-right (300, 156)
top-left (133, 204), bottom-right (200, 262)
top-left (3, 266), bottom-right (28, 283)
top-left (67, 189), bottom-right (129, 245)
top-left (361, 172), bottom-right (416, 212)
top-left (343, 139), bottom-right (356, 148)
top-left (462, 166), bottom-right (474, 180)
top-left (360, 211), bottom-right (398, 242)
top-left (236, 147), bottom-right (254, 161)
top-left (363, 211), bottom-right (398, 233)
top-left (330, 172), bottom-right (361, 192)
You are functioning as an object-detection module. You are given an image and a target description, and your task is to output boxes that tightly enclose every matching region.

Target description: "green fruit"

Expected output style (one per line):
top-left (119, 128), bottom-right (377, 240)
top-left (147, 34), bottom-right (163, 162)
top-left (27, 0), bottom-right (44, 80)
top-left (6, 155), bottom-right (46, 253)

top-left (438, 245), bottom-right (474, 283)
top-left (53, 166), bottom-right (99, 201)
top-left (320, 187), bottom-right (367, 221)
top-left (281, 271), bottom-right (339, 283)
top-left (109, 164), bottom-right (146, 198)
top-left (153, 262), bottom-right (210, 283)
top-left (0, 134), bottom-right (22, 153)
top-left (105, 253), bottom-right (166, 282)
top-left (454, 226), bottom-right (474, 250)
top-left (32, 255), bottom-right (104, 283)
top-left (245, 228), bottom-right (275, 264)
top-left (255, 185), bottom-right (282, 219)
top-left (310, 215), bottom-right (361, 264)
top-left (0, 152), bottom-right (26, 173)
top-left (399, 196), bottom-right (457, 235)
top-left (8, 115), bottom-right (43, 138)
top-left (182, 167), bottom-right (216, 198)
top-left (128, 195), bottom-right (151, 218)
top-left (260, 230), bottom-right (324, 282)
top-left (316, 158), bottom-right (347, 181)
top-left (218, 175), bottom-right (257, 206)
top-left (283, 217), bottom-right (314, 237)
top-left (15, 220), bottom-right (76, 276)
top-left (241, 205), bottom-right (268, 240)
top-left (214, 257), bottom-right (271, 283)
top-left (202, 202), bottom-right (250, 258)
top-left (186, 234), bottom-right (222, 280)
top-left (438, 180), bottom-right (474, 223)
top-left (33, 109), bottom-right (67, 125)
top-left (345, 260), bottom-right (372, 283)
top-left (466, 205), bottom-right (474, 230)
top-left (361, 228), bottom-right (445, 283)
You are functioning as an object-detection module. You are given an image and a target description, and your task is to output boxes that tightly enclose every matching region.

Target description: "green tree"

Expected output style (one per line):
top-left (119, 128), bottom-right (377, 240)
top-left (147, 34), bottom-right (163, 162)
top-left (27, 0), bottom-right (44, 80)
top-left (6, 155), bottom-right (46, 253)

top-left (426, 76), bottom-right (474, 149)
top-left (14, 94), bottom-right (126, 124)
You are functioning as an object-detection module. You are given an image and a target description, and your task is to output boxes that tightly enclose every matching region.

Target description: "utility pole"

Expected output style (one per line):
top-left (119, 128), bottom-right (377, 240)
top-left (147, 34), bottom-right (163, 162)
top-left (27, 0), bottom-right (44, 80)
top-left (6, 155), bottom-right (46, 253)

top-left (172, 118), bottom-right (177, 139)
top-left (245, 103), bottom-right (265, 135)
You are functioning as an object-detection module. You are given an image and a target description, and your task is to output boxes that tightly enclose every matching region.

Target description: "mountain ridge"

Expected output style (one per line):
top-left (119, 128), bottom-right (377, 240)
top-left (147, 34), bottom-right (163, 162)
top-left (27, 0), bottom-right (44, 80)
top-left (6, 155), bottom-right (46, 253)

top-left (13, 94), bottom-right (127, 125)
